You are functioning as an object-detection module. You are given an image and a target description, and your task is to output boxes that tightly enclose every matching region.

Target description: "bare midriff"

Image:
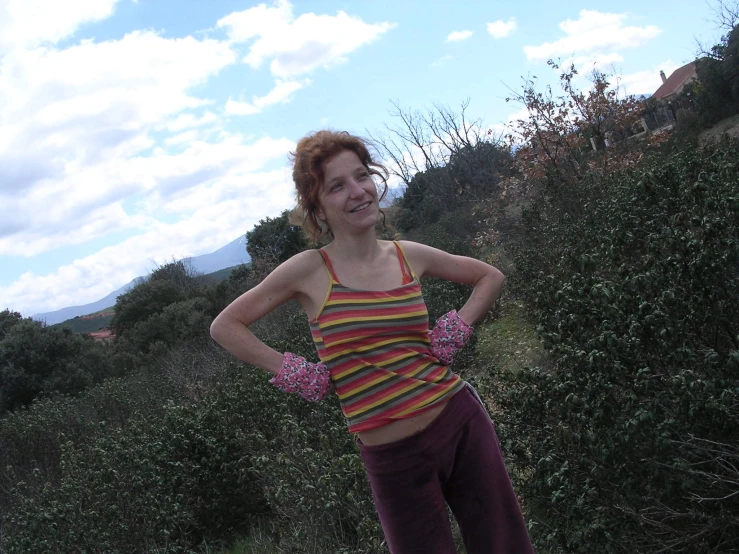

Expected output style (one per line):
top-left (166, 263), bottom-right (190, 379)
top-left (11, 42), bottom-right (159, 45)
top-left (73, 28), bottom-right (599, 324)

top-left (355, 399), bottom-right (451, 446)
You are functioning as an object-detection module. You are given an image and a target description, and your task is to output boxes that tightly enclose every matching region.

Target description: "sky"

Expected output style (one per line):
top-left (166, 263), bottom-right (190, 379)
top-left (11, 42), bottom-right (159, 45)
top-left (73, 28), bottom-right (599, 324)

top-left (0, 0), bottom-right (722, 317)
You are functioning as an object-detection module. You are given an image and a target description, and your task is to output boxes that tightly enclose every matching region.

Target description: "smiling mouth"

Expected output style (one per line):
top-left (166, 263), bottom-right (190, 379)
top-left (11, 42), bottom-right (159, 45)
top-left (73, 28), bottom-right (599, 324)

top-left (350, 202), bottom-right (371, 213)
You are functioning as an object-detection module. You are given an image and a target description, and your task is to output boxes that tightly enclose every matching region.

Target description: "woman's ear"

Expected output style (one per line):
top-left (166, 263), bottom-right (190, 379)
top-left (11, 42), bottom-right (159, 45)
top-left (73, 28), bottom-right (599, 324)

top-left (317, 208), bottom-right (326, 221)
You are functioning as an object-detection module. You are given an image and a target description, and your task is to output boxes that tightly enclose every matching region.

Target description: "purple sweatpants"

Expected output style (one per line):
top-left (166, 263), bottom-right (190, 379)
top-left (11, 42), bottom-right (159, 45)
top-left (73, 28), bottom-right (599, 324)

top-left (358, 385), bottom-right (534, 554)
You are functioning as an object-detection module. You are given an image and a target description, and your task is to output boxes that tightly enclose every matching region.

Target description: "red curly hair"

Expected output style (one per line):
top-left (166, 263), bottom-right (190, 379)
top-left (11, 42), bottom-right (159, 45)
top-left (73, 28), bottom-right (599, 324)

top-left (290, 130), bottom-right (389, 242)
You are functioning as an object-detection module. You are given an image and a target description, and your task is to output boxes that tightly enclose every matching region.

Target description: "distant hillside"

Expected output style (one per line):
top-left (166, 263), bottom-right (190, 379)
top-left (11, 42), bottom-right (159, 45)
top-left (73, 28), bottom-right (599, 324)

top-left (55, 312), bottom-right (114, 334)
top-left (34, 278), bottom-right (141, 326)
top-left (52, 265), bottom-right (245, 332)
top-left (204, 265), bottom-right (246, 282)
top-left (33, 237), bottom-right (250, 325)
top-left (184, 235), bottom-right (250, 275)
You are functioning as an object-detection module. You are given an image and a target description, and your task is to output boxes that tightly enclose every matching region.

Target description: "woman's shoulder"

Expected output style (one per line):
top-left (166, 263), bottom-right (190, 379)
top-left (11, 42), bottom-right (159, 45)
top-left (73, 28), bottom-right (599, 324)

top-left (395, 240), bottom-right (435, 259)
top-left (394, 240), bottom-right (460, 279)
top-left (250, 248), bottom-right (327, 301)
top-left (280, 248), bottom-right (325, 274)
top-left (395, 239), bottom-right (422, 250)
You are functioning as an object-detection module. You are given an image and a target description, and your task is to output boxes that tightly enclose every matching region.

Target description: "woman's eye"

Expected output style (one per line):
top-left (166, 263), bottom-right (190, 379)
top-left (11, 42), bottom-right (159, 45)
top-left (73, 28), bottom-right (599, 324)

top-left (330, 182), bottom-right (342, 191)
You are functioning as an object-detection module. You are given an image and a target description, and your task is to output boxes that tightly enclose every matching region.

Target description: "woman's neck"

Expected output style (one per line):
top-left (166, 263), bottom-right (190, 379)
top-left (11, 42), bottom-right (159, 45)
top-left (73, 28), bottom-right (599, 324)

top-left (326, 228), bottom-right (382, 263)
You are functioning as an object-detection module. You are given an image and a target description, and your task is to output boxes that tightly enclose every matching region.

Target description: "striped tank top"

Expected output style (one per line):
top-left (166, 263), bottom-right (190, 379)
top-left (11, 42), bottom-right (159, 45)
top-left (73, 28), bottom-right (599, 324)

top-left (310, 241), bottom-right (464, 433)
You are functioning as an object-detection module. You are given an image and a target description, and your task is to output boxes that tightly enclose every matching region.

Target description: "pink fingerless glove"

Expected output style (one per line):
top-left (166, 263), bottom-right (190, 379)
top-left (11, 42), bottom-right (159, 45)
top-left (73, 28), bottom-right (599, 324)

top-left (429, 309), bottom-right (474, 366)
top-left (269, 352), bottom-right (333, 402)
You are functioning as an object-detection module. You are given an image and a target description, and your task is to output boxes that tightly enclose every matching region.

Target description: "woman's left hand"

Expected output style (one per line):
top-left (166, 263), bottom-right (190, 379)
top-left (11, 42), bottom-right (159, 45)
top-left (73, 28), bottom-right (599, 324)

top-left (429, 309), bottom-right (473, 366)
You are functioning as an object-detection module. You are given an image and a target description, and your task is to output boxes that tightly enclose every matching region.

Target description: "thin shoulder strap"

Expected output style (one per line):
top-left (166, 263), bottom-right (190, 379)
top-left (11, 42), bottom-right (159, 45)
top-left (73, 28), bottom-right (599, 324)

top-left (318, 248), bottom-right (340, 283)
top-left (393, 241), bottom-right (415, 284)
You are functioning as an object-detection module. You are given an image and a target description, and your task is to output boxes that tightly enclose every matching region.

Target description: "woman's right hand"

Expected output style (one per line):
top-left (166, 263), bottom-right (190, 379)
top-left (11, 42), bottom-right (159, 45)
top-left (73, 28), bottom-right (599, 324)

top-left (269, 352), bottom-right (333, 402)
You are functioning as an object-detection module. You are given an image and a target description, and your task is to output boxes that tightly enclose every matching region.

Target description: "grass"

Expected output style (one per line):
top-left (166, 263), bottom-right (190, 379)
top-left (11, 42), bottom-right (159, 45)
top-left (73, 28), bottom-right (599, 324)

top-left (476, 299), bottom-right (547, 377)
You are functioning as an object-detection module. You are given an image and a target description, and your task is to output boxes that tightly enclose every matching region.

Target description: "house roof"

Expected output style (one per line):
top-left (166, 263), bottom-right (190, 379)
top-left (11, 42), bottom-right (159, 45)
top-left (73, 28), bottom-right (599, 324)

top-left (653, 62), bottom-right (697, 99)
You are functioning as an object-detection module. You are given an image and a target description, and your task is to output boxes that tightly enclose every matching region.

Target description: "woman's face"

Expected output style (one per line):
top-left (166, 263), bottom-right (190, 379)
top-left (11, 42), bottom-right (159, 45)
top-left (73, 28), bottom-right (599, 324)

top-left (317, 150), bottom-right (379, 235)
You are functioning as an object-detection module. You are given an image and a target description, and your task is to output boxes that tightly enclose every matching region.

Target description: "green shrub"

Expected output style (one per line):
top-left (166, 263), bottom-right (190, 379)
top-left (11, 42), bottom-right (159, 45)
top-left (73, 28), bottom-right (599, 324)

top-left (3, 368), bottom-right (269, 554)
top-left (251, 396), bottom-right (384, 554)
top-left (0, 319), bottom-right (115, 413)
top-left (494, 141), bottom-right (739, 553)
top-left (1, 346), bottom-right (385, 554)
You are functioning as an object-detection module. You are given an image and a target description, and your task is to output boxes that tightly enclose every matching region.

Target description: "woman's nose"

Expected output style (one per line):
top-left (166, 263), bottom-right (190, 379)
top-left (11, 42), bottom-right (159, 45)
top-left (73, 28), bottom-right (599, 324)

top-left (347, 179), bottom-right (364, 196)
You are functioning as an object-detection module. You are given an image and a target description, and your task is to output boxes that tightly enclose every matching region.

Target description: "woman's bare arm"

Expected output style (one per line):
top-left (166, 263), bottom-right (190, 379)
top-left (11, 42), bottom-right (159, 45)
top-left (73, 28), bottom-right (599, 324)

top-left (399, 241), bottom-right (505, 325)
top-left (210, 250), bottom-right (323, 374)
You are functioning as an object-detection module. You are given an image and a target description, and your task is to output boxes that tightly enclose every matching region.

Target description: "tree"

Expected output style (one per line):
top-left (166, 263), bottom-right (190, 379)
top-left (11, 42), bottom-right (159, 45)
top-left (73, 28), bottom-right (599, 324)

top-left (685, 1), bottom-right (739, 125)
top-left (149, 259), bottom-right (201, 293)
top-left (245, 210), bottom-right (308, 268)
top-left (371, 102), bottom-right (513, 234)
top-left (694, 25), bottom-right (739, 124)
top-left (0, 309), bottom-right (24, 341)
top-left (504, 62), bottom-right (645, 191)
top-left (122, 298), bottom-right (213, 355)
top-left (109, 261), bottom-right (204, 337)
top-left (109, 279), bottom-right (186, 337)
top-left (0, 320), bottom-right (113, 412)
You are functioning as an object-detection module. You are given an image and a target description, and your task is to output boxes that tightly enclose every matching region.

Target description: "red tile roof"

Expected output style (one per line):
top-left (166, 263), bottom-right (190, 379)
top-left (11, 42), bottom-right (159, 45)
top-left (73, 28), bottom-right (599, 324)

top-left (653, 62), bottom-right (697, 100)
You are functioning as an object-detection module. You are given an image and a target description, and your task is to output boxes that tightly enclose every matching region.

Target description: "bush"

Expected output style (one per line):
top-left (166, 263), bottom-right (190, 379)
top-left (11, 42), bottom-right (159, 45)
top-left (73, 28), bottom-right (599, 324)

top-left (1, 343), bottom-right (386, 554)
top-left (2, 367), bottom-right (269, 554)
top-left (0, 356), bottom-right (203, 515)
top-left (0, 319), bottom-right (115, 413)
top-left (494, 140), bottom-right (739, 553)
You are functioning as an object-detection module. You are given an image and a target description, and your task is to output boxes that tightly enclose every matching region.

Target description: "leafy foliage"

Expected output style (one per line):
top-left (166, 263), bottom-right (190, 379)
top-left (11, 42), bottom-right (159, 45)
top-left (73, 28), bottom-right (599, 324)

top-left (109, 263), bottom-right (198, 338)
top-left (0, 319), bottom-right (114, 413)
top-left (694, 25), bottom-right (739, 125)
top-left (505, 62), bottom-right (647, 191)
top-left (493, 141), bottom-right (739, 553)
top-left (1, 344), bottom-right (388, 554)
top-left (3, 81), bottom-right (739, 553)
top-left (245, 210), bottom-right (309, 267)
top-left (0, 309), bottom-right (24, 340)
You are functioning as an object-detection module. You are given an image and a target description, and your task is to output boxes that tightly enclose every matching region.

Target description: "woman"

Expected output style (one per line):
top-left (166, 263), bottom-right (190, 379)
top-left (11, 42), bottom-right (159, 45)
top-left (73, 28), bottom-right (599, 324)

top-left (210, 130), bottom-right (534, 554)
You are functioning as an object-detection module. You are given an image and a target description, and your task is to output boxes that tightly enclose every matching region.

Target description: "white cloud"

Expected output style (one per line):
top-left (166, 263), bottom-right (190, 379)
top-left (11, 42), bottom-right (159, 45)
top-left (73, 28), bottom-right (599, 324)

top-left (0, 132), bottom-right (294, 257)
top-left (431, 55), bottom-right (452, 67)
top-left (217, 0), bottom-right (395, 79)
top-left (618, 60), bottom-right (679, 96)
top-left (0, 0), bottom-right (121, 52)
top-left (0, 30), bottom-right (238, 256)
top-left (487, 18), bottom-right (517, 39)
top-left (163, 111), bottom-right (219, 133)
top-left (572, 52), bottom-right (625, 69)
top-left (1, 163), bottom-right (295, 316)
top-left (225, 79), bottom-right (308, 116)
top-left (524, 10), bottom-right (661, 62)
top-left (0, 0), bottom-right (395, 315)
top-left (447, 30), bottom-right (473, 42)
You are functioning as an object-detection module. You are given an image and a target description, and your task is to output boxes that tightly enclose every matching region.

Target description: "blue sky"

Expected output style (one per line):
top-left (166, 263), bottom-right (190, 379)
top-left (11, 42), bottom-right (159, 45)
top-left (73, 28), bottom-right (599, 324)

top-left (0, 0), bottom-right (722, 316)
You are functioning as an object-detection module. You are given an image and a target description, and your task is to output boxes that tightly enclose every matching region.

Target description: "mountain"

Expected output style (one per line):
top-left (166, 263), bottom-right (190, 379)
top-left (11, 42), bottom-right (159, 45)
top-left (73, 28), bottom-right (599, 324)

top-left (184, 235), bottom-right (249, 274)
top-left (32, 278), bottom-right (140, 326)
top-left (32, 236), bottom-right (250, 325)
